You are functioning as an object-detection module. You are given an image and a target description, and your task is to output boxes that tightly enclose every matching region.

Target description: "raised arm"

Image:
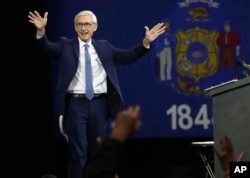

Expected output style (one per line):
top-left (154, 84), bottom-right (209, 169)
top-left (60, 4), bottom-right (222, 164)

top-left (214, 136), bottom-right (245, 178)
top-left (28, 10), bottom-right (48, 36)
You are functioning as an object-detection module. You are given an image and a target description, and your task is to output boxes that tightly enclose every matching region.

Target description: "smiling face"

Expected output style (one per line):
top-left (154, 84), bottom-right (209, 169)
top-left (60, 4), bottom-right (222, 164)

top-left (74, 14), bottom-right (98, 43)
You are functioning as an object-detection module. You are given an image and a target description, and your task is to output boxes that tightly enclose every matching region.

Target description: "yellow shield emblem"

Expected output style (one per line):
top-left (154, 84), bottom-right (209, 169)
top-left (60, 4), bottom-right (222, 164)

top-left (175, 27), bottom-right (219, 81)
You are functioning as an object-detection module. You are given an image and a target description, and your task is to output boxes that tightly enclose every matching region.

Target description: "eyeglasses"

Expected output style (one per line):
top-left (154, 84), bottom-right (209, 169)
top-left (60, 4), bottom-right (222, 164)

top-left (76, 22), bottom-right (94, 29)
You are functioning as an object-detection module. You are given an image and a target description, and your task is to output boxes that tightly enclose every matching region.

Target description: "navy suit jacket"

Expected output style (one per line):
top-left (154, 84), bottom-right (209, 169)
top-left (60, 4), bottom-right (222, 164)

top-left (36, 35), bottom-right (150, 117)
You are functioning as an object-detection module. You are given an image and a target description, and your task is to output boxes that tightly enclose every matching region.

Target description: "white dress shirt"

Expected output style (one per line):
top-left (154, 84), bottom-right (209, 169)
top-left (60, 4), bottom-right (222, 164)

top-left (67, 38), bottom-right (107, 94)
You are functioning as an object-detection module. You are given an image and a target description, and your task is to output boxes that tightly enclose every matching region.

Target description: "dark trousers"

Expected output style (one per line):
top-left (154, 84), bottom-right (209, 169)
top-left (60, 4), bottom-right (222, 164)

top-left (64, 95), bottom-right (109, 178)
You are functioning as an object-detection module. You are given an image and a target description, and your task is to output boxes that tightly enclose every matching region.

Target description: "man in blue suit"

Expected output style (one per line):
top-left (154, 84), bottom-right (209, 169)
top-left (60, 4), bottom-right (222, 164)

top-left (28, 10), bottom-right (165, 178)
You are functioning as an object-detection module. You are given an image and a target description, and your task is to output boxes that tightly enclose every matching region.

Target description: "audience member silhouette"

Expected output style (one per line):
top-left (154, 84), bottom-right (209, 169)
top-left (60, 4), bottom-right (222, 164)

top-left (85, 105), bottom-right (141, 178)
top-left (41, 174), bottom-right (58, 178)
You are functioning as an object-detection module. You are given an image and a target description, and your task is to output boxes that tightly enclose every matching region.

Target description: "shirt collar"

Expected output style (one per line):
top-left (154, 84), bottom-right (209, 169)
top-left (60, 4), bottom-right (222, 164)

top-left (78, 38), bottom-right (92, 47)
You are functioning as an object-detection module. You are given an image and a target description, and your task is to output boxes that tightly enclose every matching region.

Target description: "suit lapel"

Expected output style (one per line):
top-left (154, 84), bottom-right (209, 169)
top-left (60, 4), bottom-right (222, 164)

top-left (92, 40), bottom-right (109, 69)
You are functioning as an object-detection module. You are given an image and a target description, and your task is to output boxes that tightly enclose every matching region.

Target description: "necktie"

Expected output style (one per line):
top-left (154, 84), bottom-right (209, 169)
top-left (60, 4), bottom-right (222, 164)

top-left (84, 44), bottom-right (94, 100)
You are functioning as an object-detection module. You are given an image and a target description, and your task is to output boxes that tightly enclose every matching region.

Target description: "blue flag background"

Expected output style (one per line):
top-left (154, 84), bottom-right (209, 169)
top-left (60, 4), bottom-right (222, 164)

top-left (46, 0), bottom-right (250, 138)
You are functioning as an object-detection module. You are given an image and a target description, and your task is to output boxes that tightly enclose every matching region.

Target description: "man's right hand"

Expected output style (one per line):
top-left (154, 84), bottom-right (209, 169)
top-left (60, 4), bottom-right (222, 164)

top-left (28, 10), bottom-right (48, 35)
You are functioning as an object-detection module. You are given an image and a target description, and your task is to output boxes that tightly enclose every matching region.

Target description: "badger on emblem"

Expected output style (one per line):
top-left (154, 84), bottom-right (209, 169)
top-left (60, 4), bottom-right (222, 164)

top-left (188, 7), bottom-right (209, 19)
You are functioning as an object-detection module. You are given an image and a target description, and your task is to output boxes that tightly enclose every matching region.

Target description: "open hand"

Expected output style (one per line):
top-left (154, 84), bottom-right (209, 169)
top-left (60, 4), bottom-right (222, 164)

top-left (214, 136), bottom-right (245, 171)
top-left (28, 10), bottom-right (48, 32)
top-left (143, 22), bottom-right (166, 47)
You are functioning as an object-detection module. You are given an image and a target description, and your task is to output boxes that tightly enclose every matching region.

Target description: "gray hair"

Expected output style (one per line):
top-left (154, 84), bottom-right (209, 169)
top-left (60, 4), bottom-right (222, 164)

top-left (74, 10), bottom-right (97, 24)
